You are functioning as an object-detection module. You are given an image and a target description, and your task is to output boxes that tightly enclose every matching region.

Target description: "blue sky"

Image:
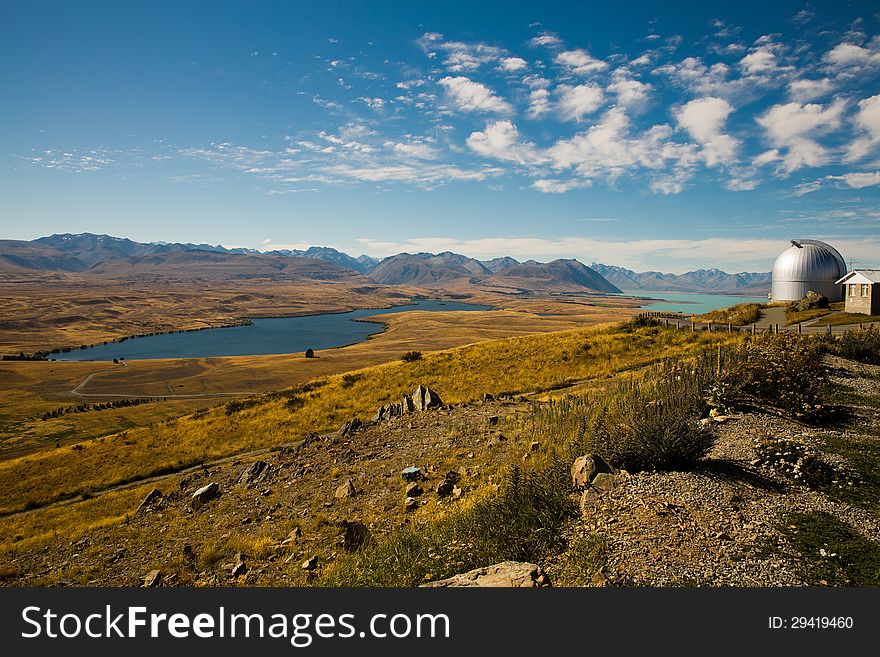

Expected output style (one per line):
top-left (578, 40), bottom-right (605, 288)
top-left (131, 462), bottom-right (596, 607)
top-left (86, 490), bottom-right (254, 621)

top-left (2, 0), bottom-right (880, 273)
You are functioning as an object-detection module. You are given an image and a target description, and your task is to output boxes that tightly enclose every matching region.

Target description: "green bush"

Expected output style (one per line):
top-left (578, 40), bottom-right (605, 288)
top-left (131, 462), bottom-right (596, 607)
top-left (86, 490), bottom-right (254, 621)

top-left (401, 350), bottom-right (423, 362)
top-left (834, 327), bottom-right (880, 365)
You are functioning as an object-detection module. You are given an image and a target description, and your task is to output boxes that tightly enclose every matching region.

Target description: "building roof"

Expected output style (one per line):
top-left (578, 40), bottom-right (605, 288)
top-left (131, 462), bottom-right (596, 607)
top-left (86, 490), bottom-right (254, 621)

top-left (835, 270), bottom-right (880, 285)
top-left (772, 239), bottom-right (846, 284)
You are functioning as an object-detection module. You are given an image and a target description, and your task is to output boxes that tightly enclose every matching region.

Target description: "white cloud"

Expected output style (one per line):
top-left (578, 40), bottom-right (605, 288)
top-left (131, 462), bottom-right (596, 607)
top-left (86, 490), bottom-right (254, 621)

top-left (531, 179), bottom-right (591, 193)
top-left (787, 78), bottom-right (835, 102)
top-left (828, 171), bottom-right (880, 188)
top-left (438, 76), bottom-right (512, 113)
top-left (824, 39), bottom-right (880, 70)
top-left (674, 97), bottom-right (739, 166)
top-left (558, 84), bottom-right (605, 121)
top-left (556, 49), bottom-right (607, 75)
top-left (846, 94), bottom-right (880, 162)
top-left (498, 57), bottom-right (527, 72)
top-left (527, 88), bottom-right (552, 119)
top-left (466, 120), bottom-right (545, 165)
top-left (608, 75), bottom-right (653, 109)
top-left (530, 33), bottom-right (561, 48)
top-left (547, 108), bottom-right (699, 186)
top-left (418, 33), bottom-right (506, 72)
top-left (755, 99), bottom-right (847, 173)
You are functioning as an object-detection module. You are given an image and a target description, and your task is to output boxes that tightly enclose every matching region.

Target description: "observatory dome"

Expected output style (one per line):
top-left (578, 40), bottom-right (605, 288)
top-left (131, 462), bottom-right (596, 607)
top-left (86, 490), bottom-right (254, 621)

top-left (771, 239), bottom-right (846, 302)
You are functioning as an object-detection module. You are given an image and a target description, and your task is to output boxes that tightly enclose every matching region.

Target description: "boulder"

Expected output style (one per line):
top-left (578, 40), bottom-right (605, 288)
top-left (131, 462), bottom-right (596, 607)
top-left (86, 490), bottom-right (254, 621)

top-left (335, 478), bottom-right (357, 499)
top-left (143, 570), bottom-right (163, 587)
top-left (302, 556), bottom-right (318, 571)
top-left (231, 561), bottom-right (247, 577)
top-left (571, 454), bottom-right (613, 488)
top-left (421, 561), bottom-right (551, 588)
top-left (793, 290), bottom-right (829, 312)
top-left (340, 520), bottom-right (368, 551)
top-left (191, 482), bottom-right (220, 510)
top-left (137, 488), bottom-right (162, 512)
top-left (237, 461), bottom-right (268, 485)
top-left (401, 466), bottom-right (424, 482)
top-left (437, 480), bottom-right (455, 497)
top-left (405, 482), bottom-right (423, 497)
top-left (337, 418), bottom-right (362, 438)
top-left (373, 403), bottom-right (402, 422)
top-left (401, 395), bottom-right (415, 414)
top-left (304, 348), bottom-right (316, 358)
top-left (412, 385), bottom-right (443, 411)
top-left (404, 496), bottom-right (419, 512)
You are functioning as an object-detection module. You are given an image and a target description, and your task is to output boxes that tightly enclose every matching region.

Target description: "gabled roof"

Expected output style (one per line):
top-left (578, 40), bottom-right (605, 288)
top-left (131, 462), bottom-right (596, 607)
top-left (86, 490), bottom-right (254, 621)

top-left (836, 270), bottom-right (880, 285)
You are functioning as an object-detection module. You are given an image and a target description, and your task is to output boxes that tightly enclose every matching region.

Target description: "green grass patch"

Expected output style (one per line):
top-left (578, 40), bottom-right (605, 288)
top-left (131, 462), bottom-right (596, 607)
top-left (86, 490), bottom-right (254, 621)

top-left (815, 312), bottom-right (880, 326)
top-left (785, 308), bottom-right (833, 326)
top-left (694, 302), bottom-right (765, 326)
top-left (546, 533), bottom-right (608, 586)
top-left (318, 461), bottom-right (577, 587)
top-left (777, 512), bottom-right (880, 585)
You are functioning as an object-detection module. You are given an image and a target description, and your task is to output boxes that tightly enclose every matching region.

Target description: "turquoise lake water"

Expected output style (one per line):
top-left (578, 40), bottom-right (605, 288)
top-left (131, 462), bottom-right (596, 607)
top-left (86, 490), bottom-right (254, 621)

top-left (621, 291), bottom-right (768, 315)
top-left (54, 300), bottom-right (492, 361)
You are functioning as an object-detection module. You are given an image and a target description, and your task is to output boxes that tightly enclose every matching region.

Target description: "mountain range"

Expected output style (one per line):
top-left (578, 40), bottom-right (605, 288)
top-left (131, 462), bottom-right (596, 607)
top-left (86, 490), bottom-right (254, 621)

top-left (0, 233), bottom-right (771, 294)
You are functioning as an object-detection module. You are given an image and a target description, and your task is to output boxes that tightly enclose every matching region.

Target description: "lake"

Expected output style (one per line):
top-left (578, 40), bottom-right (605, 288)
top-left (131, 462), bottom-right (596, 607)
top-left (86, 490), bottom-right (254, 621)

top-left (620, 291), bottom-right (769, 315)
top-left (54, 300), bottom-right (493, 361)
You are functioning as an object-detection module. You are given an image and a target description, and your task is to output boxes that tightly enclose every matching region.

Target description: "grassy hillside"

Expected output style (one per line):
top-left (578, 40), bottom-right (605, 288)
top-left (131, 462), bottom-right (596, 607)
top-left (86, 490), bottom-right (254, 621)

top-left (0, 322), bottom-right (737, 523)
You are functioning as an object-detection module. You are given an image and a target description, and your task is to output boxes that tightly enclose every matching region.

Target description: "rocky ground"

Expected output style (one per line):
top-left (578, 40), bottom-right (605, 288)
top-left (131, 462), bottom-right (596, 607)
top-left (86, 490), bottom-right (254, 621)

top-left (3, 356), bottom-right (879, 588)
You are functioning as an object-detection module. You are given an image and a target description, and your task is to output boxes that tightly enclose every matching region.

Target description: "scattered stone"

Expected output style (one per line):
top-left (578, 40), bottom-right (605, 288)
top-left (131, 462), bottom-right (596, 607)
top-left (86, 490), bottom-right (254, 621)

top-left (401, 466), bottom-right (424, 482)
top-left (488, 433), bottom-right (508, 446)
top-left (482, 393), bottom-right (495, 402)
top-left (143, 570), bottom-right (163, 587)
top-left (437, 480), bottom-right (455, 497)
top-left (412, 385), bottom-right (443, 411)
top-left (401, 395), bottom-right (415, 414)
top-left (231, 561), bottom-right (248, 577)
top-left (237, 461), bottom-right (268, 485)
top-left (137, 488), bottom-right (162, 512)
top-left (580, 488), bottom-right (600, 514)
top-left (571, 454), bottom-right (613, 488)
top-left (404, 497), bottom-right (419, 512)
top-left (405, 482), bottom-right (423, 497)
top-left (335, 478), bottom-right (357, 499)
top-left (340, 521), bottom-right (368, 551)
top-left (421, 561), bottom-right (551, 588)
top-left (191, 482), bottom-right (220, 510)
top-left (452, 485), bottom-right (462, 499)
top-left (529, 441), bottom-right (540, 452)
top-left (302, 556), bottom-right (318, 571)
top-left (338, 418), bottom-right (362, 438)
top-left (444, 471), bottom-right (462, 484)
top-left (487, 415), bottom-right (500, 426)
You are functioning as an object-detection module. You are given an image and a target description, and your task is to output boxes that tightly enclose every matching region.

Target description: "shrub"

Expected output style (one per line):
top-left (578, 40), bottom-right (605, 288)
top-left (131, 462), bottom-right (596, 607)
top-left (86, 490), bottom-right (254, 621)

top-left (834, 327), bottom-right (880, 365)
top-left (618, 315), bottom-right (660, 332)
top-left (720, 334), bottom-right (829, 423)
top-left (401, 350), bottom-right (423, 362)
top-left (585, 364), bottom-right (717, 471)
top-left (340, 373), bottom-right (361, 388)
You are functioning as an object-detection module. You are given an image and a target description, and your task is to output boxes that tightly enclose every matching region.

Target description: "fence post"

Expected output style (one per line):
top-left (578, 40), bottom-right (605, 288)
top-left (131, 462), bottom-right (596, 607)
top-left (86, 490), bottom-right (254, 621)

top-left (752, 323), bottom-right (756, 335)
top-left (691, 321), bottom-right (695, 332)
top-left (727, 322), bottom-right (731, 334)
top-left (798, 323), bottom-right (802, 334)
top-left (828, 324), bottom-right (832, 336)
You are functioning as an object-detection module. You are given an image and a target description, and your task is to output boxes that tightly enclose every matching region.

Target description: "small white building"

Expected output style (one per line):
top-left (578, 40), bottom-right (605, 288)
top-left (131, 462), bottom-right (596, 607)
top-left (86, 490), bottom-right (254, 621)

top-left (835, 270), bottom-right (880, 316)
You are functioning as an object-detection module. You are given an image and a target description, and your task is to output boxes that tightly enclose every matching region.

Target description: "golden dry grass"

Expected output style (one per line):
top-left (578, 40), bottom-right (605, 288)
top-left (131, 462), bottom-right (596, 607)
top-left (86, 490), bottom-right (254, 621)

top-left (0, 322), bottom-right (738, 518)
top-left (0, 302), bottom-right (634, 458)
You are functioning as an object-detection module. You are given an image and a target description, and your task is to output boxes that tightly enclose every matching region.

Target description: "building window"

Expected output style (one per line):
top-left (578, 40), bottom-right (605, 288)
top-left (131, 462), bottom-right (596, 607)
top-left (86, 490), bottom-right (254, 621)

top-left (850, 284), bottom-right (857, 297)
top-left (862, 284), bottom-right (870, 297)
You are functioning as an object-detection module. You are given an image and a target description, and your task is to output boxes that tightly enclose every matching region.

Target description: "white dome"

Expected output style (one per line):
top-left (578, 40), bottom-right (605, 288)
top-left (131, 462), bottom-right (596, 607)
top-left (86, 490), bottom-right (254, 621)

top-left (771, 239), bottom-right (846, 302)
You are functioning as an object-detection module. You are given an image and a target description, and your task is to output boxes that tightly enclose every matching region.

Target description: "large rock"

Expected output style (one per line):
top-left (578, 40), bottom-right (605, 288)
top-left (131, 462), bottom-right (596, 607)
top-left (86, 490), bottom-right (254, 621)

top-left (137, 488), bottom-right (162, 512)
top-left (335, 478), bottom-right (357, 499)
top-left (237, 461), bottom-right (268, 485)
top-left (373, 403), bottom-right (402, 422)
top-left (337, 418), bottom-right (362, 438)
top-left (412, 385), bottom-right (443, 411)
top-left (793, 290), bottom-right (829, 312)
top-left (421, 561), bottom-right (551, 588)
top-left (571, 454), bottom-right (612, 488)
top-left (191, 482), bottom-right (220, 510)
top-left (401, 466), bottom-right (425, 482)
